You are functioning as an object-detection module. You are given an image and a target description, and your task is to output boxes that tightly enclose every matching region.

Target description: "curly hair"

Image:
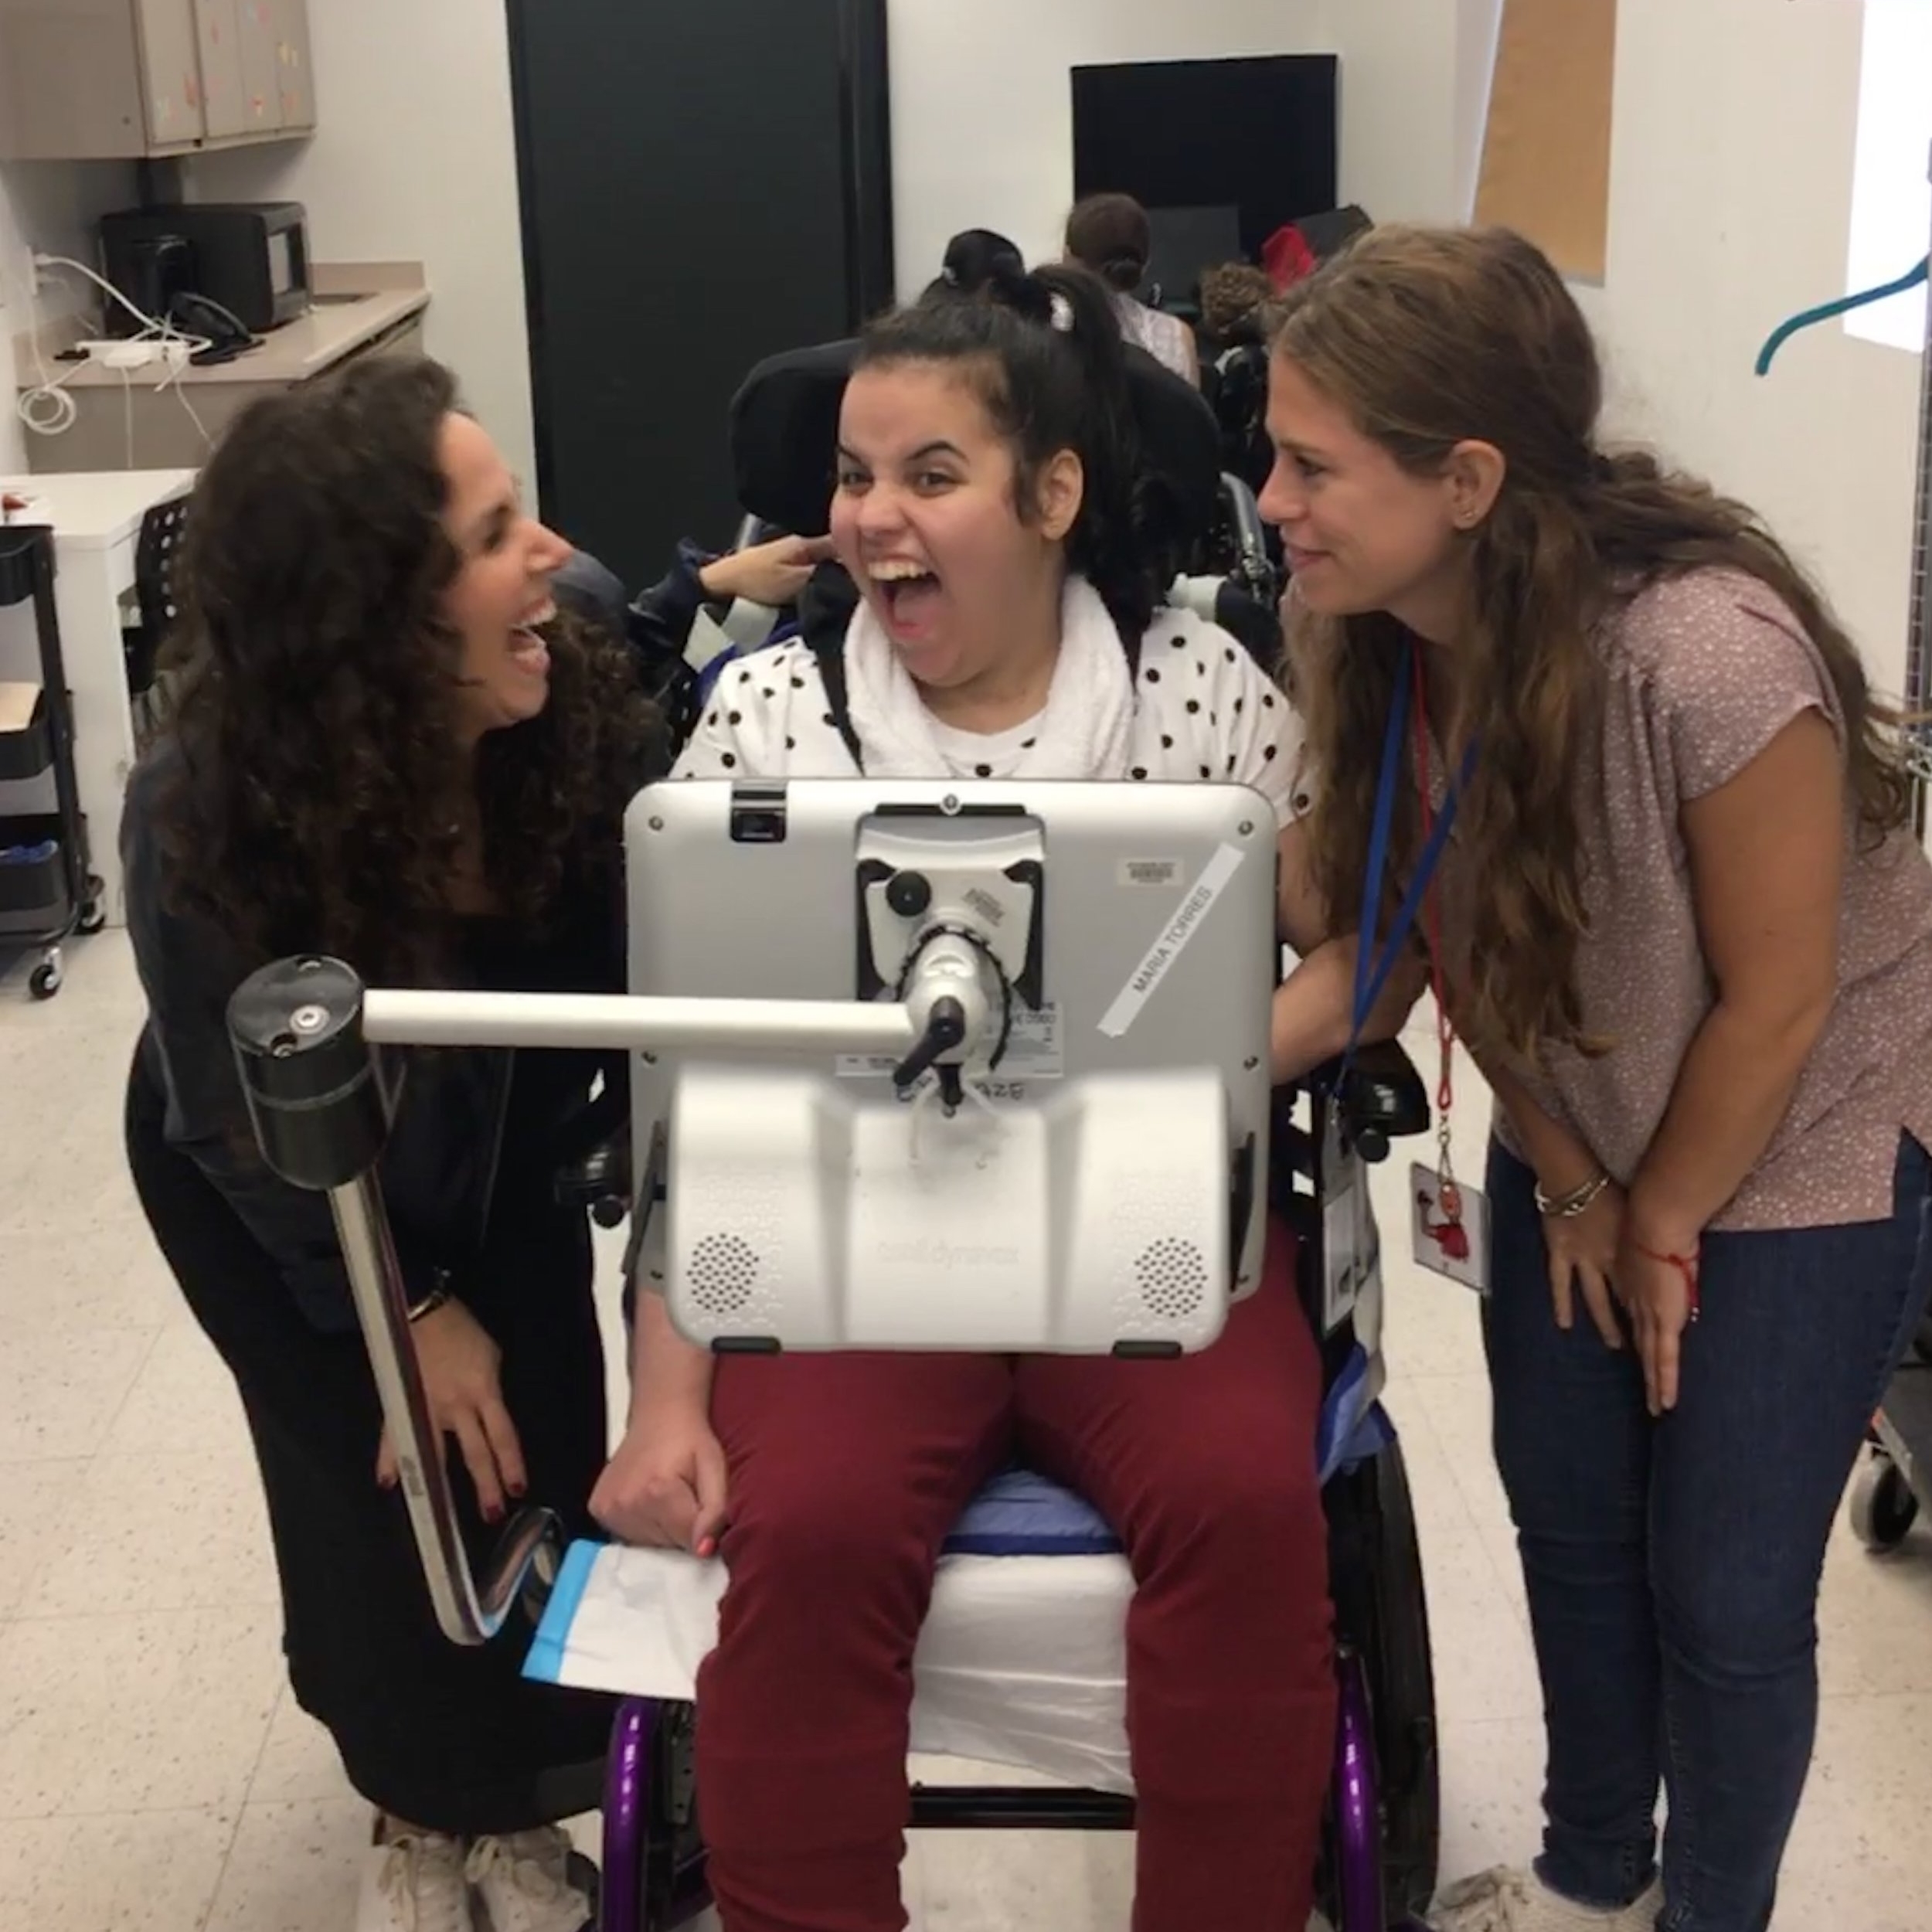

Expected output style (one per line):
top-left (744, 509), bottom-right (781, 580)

top-left (855, 260), bottom-right (1177, 639)
top-left (1199, 262), bottom-right (1278, 345)
top-left (1274, 225), bottom-right (1912, 1061)
top-left (151, 353), bottom-right (660, 986)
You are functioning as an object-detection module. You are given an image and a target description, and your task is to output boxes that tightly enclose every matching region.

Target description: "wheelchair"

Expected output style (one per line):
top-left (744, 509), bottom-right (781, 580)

top-left (223, 333), bottom-right (1443, 1932)
top-left (579, 1046), bottom-right (1440, 1932)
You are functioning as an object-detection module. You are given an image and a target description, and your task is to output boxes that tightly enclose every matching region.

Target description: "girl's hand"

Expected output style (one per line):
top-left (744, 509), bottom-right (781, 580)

top-left (591, 1401), bottom-right (730, 1556)
top-left (1541, 1180), bottom-right (1627, 1352)
top-left (1616, 1224), bottom-right (1699, 1416)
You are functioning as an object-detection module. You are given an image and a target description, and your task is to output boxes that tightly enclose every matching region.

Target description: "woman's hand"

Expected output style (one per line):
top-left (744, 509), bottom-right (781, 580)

top-left (1616, 1220), bottom-right (1699, 1417)
top-left (699, 534), bottom-right (835, 610)
top-left (375, 1299), bottom-right (527, 1522)
top-left (1541, 1181), bottom-right (1627, 1352)
top-left (591, 1401), bottom-right (730, 1556)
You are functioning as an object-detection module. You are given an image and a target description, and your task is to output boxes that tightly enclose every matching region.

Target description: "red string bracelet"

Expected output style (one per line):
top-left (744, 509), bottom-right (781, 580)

top-left (1632, 1240), bottom-right (1702, 1321)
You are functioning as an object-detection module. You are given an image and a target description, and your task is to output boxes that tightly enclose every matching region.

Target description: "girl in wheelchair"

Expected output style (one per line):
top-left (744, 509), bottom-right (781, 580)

top-left (592, 263), bottom-right (1402, 1932)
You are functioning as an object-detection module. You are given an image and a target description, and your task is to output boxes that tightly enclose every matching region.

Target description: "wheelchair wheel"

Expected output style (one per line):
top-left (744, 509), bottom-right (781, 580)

top-left (648, 1701), bottom-right (709, 1929)
top-left (1324, 1434), bottom-right (1441, 1925)
top-left (1368, 1437), bottom-right (1441, 1921)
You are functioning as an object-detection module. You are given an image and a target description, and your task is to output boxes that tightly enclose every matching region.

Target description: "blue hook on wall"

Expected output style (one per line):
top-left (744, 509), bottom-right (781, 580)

top-left (1756, 256), bottom-right (1930, 375)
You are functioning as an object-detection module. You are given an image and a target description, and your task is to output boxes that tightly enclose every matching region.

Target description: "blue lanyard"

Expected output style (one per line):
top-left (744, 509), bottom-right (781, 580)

top-left (1346, 638), bottom-right (1474, 1056)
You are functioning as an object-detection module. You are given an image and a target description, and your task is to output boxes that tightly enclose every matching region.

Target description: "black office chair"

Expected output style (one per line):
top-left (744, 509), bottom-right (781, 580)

top-left (127, 495), bottom-right (191, 743)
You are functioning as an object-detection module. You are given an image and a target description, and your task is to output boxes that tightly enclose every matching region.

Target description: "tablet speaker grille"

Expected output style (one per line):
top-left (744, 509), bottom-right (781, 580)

top-left (1136, 1237), bottom-right (1209, 1322)
top-left (685, 1232), bottom-right (761, 1317)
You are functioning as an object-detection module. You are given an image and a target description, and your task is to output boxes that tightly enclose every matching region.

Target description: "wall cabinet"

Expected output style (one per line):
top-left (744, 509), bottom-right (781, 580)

top-left (0, 0), bottom-right (316, 161)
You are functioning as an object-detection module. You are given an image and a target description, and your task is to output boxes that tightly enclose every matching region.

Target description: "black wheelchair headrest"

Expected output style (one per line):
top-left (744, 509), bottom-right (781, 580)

top-left (729, 335), bottom-right (1223, 542)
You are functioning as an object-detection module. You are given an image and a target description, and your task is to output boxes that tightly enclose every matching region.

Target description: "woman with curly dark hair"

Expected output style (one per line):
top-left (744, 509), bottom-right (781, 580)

top-left (1260, 225), bottom-right (1932, 1932)
top-left (121, 354), bottom-right (664, 1932)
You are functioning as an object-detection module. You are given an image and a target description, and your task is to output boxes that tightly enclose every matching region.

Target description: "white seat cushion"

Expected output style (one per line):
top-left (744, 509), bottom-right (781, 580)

top-left (525, 1539), bottom-right (1137, 1794)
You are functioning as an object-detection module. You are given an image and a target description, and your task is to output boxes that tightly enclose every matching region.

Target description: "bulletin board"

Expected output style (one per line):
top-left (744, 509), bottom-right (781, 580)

top-left (1475, 0), bottom-right (1619, 281)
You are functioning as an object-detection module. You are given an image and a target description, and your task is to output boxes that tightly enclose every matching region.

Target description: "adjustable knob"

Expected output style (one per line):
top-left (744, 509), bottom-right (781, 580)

top-left (886, 870), bottom-right (933, 919)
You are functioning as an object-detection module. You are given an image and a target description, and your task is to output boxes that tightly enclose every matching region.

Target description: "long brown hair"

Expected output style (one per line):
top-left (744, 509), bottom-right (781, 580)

top-left (151, 354), bottom-right (660, 986)
top-left (1274, 224), bottom-right (1910, 1060)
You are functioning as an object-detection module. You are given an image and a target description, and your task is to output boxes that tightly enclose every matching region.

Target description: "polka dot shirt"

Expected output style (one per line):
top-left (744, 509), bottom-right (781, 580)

top-left (672, 604), bottom-right (1313, 828)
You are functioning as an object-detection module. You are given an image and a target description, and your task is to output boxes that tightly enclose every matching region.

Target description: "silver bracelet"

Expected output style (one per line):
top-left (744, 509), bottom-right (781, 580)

top-left (1535, 1170), bottom-right (1611, 1219)
top-left (406, 1270), bottom-right (454, 1325)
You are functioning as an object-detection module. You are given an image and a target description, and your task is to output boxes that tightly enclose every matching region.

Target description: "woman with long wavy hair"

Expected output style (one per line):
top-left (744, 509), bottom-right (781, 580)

top-left (1260, 226), bottom-right (1932, 1932)
top-left (121, 355), bottom-right (663, 1932)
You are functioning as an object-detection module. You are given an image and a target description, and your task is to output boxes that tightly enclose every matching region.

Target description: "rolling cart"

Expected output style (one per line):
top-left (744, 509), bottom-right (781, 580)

top-left (0, 524), bottom-right (105, 1000)
top-left (1849, 162), bottom-right (1932, 1556)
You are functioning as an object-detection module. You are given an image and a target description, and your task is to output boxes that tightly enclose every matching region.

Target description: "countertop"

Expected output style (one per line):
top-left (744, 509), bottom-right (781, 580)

top-left (40, 262), bottom-right (428, 390)
top-left (0, 468), bottom-right (195, 548)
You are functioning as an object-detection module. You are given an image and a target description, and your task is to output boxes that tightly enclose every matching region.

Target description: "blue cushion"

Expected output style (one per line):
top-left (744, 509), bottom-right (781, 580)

top-left (942, 1468), bottom-right (1123, 1558)
top-left (937, 1366), bottom-right (1400, 1563)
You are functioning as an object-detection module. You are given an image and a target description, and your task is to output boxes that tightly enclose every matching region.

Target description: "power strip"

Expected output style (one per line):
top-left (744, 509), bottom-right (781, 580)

top-left (72, 338), bottom-right (191, 372)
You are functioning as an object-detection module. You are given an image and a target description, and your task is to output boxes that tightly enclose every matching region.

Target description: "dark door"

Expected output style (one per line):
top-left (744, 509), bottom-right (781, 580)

top-left (507, 0), bottom-right (893, 591)
top-left (1072, 56), bottom-right (1338, 262)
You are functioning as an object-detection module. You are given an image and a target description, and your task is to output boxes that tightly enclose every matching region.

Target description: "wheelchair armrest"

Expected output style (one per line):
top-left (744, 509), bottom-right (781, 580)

top-left (554, 1128), bottom-right (633, 1230)
top-left (1318, 1039), bottom-right (1432, 1164)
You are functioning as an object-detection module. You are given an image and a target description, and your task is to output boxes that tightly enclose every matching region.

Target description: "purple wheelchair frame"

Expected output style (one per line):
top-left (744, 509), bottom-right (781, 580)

top-left (593, 1492), bottom-right (1432, 1932)
top-left (594, 1617), bottom-right (1421, 1932)
top-left (589, 1064), bottom-right (1440, 1931)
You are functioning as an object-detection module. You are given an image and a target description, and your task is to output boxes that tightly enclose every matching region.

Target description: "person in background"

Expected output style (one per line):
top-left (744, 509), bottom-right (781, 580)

top-left (1064, 191), bottom-right (1202, 386)
top-left (549, 546), bottom-right (633, 634)
top-left (1260, 223), bottom-right (1932, 1932)
top-left (122, 354), bottom-right (665, 1932)
top-left (549, 536), bottom-right (830, 655)
top-left (624, 532), bottom-right (835, 660)
top-left (1198, 260), bottom-right (1284, 495)
top-left (1199, 260), bottom-right (1279, 352)
top-left (934, 225), bottom-right (1026, 295)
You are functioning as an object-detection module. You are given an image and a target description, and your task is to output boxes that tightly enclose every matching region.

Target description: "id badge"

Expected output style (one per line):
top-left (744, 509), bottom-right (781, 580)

top-left (1410, 1162), bottom-right (1491, 1292)
top-left (1319, 1109), bottom-right (1381, 1334)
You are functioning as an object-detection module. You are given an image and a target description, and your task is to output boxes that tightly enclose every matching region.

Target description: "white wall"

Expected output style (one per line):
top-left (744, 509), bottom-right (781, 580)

top-left (183, 0), bottom-right (537, 491)
top-left (886, 0), bottom-right (1333, 295)
top-left (883, 0), bottom-right (1504, 293)
top-left (1451, 0), bottom-right (1505, 223)
top-left (1587, 0), bottom-right (1919, 692)
top-left (10, 5), bottom-right (1914, 701)
top-left (1309, 0), bottom-right (1920, 698)
top-left (1845, 0), bottom-right (1929, 355)
top-left (0, 161), bottom-right (139, 471)
top-left (1325, 2), bottom-right (1461, 230)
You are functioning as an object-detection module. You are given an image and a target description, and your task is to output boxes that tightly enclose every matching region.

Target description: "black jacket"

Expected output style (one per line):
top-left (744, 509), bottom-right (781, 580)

top-left (122, 741), bottom-right (643, 1333)
top-left (624, 540), bottom-right (722, 662)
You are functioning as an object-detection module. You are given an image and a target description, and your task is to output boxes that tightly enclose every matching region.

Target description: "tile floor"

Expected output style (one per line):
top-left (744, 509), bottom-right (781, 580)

top-left (1, 930), bottom-right (1927, 1930)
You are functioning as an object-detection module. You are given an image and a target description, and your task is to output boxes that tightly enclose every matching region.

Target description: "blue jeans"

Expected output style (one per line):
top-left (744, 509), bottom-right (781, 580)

top-left (1482, 1134), bottom-right (1932, 1932)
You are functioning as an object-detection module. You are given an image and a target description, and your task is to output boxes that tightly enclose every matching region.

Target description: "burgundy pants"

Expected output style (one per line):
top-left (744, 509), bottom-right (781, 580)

top-left (694, 1214), bottom-right (1335, 1932)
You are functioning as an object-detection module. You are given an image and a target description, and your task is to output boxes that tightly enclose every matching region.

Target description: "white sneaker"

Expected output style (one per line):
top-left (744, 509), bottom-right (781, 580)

top-left (464, 1826), bottom-right (595, 1932)
top-left (1433, 1867), bottom-right (1662, 1932)
top-left (357, 1828), bottom-right (474, 1932)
